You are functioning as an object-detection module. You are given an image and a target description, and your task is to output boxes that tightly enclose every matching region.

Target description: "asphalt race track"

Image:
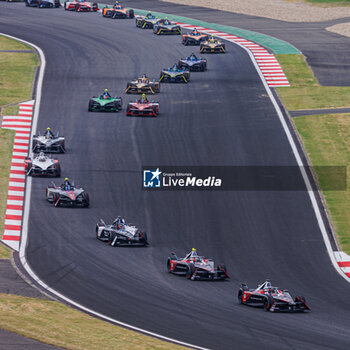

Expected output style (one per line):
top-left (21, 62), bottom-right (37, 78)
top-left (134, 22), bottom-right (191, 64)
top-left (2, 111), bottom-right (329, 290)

top-left (1, 3), bottom-right (350, 350)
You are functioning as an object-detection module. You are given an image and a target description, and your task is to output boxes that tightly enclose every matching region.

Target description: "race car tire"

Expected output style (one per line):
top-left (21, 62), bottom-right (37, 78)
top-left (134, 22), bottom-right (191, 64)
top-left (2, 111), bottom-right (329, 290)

top-left (92, 2), bottom-right (98, 11)
top-left (26, 162), bottom-right (32, 175)
top-left (55, 163), bottom-right (61, 177)
top-left (53, 193), bottom-right (60, 207)
top-left (32, 139), bottom-right (38, 152)
top-left (108, 232), bottom-right (117, 246)
top-left (218, 264), bottom-right (227, 273)
top-left (88, 100), bottom-right (94, 111)
top-left (64, 2), bottom-right (67, 10)
top-left (83, 192), bottom-right (90, 207)
top-left (75, 3), bottom-right (79, 11)
top-left (263, 295), bottom-right (274, 312)
top-left (141, 231), bottom-right (148, 244)
top-left (186, 263), bottom-right (195, 279)
top-left (128, 9), bottom-right (134, 18)
top-left (167, 258), bottom-right (172, 272)
top-left (59, 140), bottom-right (65, 153)
top-left (238, 289), bottom-right (244, 304)
top-left (295, 295), bottom-right (306, 303)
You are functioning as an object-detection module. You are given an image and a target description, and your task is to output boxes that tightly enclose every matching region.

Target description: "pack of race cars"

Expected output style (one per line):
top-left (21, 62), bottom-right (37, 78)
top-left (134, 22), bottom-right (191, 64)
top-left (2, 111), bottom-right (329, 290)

top-left (20, 1), bottom-right (311, 313)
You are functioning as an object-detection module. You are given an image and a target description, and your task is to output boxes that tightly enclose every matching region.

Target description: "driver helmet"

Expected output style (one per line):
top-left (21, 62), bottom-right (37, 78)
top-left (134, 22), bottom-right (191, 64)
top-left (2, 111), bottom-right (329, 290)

top-left (190, 53), bottom-right (196, 61)
top-left (104, 89), bottom-right (109, 99)
top-left (39, 151), bottom-right (45, 161)
top-left (45, 127), bottom-right (51, 138)
top-left (140, 93), bottom-right (147, 102)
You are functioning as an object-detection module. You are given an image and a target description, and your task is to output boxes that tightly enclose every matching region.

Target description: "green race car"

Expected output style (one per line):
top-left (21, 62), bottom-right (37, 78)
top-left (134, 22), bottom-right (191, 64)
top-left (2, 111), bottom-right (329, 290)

top-left (88, 91), bottom-right (123, 112)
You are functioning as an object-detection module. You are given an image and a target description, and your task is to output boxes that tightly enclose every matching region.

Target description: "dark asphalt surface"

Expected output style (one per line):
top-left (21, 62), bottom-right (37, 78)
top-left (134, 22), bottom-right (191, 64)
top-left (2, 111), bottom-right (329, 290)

top-left (118, 0), bottom-right (350, 86)
top-left (1, 3), bottom-right (350, 350)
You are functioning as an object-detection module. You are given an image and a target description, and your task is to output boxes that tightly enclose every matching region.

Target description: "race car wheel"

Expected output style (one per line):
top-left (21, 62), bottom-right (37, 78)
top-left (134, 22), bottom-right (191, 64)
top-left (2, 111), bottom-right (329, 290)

top-left (141, 231), bottom-right (148, 244)
top-left (55, 163), bottom-right (61, 177)
top-left (218, 264), bottom-right (227, 273)
top-left (186, 263), bottom-right (195, 279)
top-left (238, 290), bottom-right (244, 304)
top-left (53, 193), bottom-right (60, 207)
top-left (92, 2), bottom-right (98, 11)
top-left (75, 3), bottom-right (79, 11)
top-left (129, 9), bottom-right (134, 18)
top-left (167, 259), bottom-right (171, 273)
top-left (83, 192), bottom-right (90, 207)
top-left (108, 232), bottom-right (117, 246)
top-left (32, 139), bottom-right (38, 152)
top-left (59, 140), bottom-right (65, 153)
top-left (264, 295), bottom-right (274, 312)
top-left (295, 295), bottom-right (306, 303)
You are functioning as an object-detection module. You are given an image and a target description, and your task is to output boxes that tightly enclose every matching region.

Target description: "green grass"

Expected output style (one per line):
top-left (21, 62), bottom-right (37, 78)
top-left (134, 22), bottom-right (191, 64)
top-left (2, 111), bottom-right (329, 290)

top-left (294, 114), bottom-right (350, 253)
top-left (0, 35), bottom-right (32, 51)
top-left (0, 52), bottom-right (38, 107)
top-left (0, 129), bottom-right (15, 259)
top-left (276, 54), bottom-right (350, 110)
top-left (0, 293), bottom-right (185, 350)
top-left (2, 105), bottom-right (19, 116)
top-left (305, 0), bottom-right (350, 6)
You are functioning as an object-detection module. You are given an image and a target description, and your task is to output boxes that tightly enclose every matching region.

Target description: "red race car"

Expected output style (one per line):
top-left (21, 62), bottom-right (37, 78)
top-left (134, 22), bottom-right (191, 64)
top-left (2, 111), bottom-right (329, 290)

top-left (238, 280), bottom-right (310, 312)
top-left (64, 0), bottom-right (98, 12)
top-left (167, 248), bottom-right (230, 281)
top-left (126, 94), bottom-right (159, 117)
top-left (182, 28), bottom-right (208, 45)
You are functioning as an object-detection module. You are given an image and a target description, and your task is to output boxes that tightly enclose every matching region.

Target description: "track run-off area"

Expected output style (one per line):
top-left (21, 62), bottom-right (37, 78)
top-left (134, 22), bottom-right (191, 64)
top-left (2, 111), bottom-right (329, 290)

top-left (1, 3), bottom-right (350, 350)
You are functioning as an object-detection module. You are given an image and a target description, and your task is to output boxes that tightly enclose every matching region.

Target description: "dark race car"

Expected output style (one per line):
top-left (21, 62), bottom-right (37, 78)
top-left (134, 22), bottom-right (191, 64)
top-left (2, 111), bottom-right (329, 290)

top-left (102, 3), bottom-right (134, 19)
top-left (159, 64), bottom-right (190, 83)
top-left (238, 280), bottom-right (311, 313)
top-left (178, 53), bottom-right (207, 72)
top-left (64, 0), bottom-right (98, 12)
top-left (182, 28), bottom-right (208, 45)
top-left (88, 91), bottom-right (122, 112)
top-left (46, 180), bottom-right (89, 207)
top-left (200, 37), bottom-right (226, 54)
top-left (32, 129), bottom-right (65, 153)
top-left (96, 216), bottom-right (148, 246)
top-left (135, 12), bottom-right (161, 29)
top-left (25, 152), bottom-right (61, 177)
top-left (25, 0), bottom-right (60, 7)
top-left (167, 249), bottom-right (230, 281)
top-left (153, 18), bottom-right (181, 35)
top-left (126, 94), bottom-right (159, 117)
top-left (125, 74), bottom-right (160, 94)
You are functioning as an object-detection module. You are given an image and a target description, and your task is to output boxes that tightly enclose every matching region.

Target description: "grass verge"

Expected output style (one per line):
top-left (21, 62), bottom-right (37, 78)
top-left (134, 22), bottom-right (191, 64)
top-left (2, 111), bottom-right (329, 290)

top-left (276, 54), bottom-right (350, 110)
top-left (293, 114), bottom-right (350, 254)
top-left (304, 0), bottom-right (350, 6)
top-left (0, 293), bottom-right (184, 350)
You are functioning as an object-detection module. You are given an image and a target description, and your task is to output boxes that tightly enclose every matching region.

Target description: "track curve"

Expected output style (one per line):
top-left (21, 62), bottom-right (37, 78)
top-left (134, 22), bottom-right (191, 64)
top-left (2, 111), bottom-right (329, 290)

top-left (1, 3), bottom-right (350, 350)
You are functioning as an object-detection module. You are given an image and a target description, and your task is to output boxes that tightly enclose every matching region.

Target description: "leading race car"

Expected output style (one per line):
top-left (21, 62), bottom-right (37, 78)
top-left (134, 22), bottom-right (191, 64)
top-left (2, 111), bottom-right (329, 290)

top-left (178, 53), bottom-right (207, 72)
top-left (167, 248), bottom-right (230, 281)
top-left (64, 0), bottom-right (98, 12)
top-left (182, 28), bottom-right (208, 45)
top-left (88, 89), bottom-right (123, 112)
top-left (125, 74), bottom-right (160, 94)
top-left (25, 152), bottom-right (61, 177)
top-left (135, 12), bottom-right (161, 29)
top-left (46, 178), bottom-right (89, 207)
top-left (200, 36), bottom-right (226, 53)
top-left (159, 64), bottom-right (190, 83)
top-left (25, 0), bottom-right (60, 7)
top-left (238, 280), bottom-right (310, 313)
top-left (32, 128), bottom-right (65, 153)
top-left (126, 94), bottom-right (159, 117)
top-left (96, 216), bottom-right (148, 246)
top-left (153, 18), bottom-right (181, 35)
top-left (102, 2), bottom-right (134, 19)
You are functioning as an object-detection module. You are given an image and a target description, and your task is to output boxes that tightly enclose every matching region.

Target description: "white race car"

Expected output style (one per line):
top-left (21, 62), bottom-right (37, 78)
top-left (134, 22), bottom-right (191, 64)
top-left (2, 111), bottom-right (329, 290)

top-left (25, 152), bottom-right (61, 177)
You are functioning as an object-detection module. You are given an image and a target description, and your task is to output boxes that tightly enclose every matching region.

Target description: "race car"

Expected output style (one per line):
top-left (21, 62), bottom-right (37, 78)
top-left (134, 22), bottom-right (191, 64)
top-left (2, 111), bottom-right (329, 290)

top-left (167, 249), bottom-right (230, 281)
top-left (96, 216), bottom-right (148, 246)
top-left (178, 53), bottom-right (207, 72)
top-left (126, 94), bottom-right (159, 117)
top-left (25, 152), bottom-right (61, 177)
top-left (46, 179), bottom-right (89, 207)
top-left (125, 74), bottom-right (160, 94)
top-left (88, 90), bottom-right (123, 112)
top-left (32, 129), bottom-right (65, 153)
top-left (25, 0), bottom-right (60, 7)
top-left (182, 28), bottom-right (208, 45)
top-left (135, 12), bottom-right (161, 29)
top-left (159, 64), bottom-right (190, 83)
top-left (64, 0), bottom-right (98, 12)
top-left (200, 36), bottom-right (226, 53)
top-left (102, 2), bottom-right (134, 19)
top-left (238, 280), bottom-right (310, 313)
top-left (153, 18), bottom-right (181, 35)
